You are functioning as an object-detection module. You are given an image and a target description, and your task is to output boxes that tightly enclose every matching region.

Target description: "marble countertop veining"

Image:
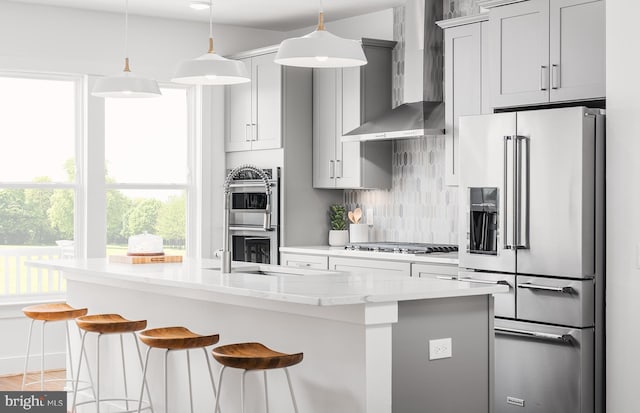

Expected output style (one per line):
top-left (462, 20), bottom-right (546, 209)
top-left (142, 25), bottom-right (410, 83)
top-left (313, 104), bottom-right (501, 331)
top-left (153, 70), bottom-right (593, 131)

top-left (27, 258), bottom-right (503, 307)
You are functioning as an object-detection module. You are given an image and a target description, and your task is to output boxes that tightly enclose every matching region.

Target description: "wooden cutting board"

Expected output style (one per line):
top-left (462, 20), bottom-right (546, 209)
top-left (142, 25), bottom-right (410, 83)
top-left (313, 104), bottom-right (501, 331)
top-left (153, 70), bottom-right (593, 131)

top-left (109, 255), bottom-right (183, 264)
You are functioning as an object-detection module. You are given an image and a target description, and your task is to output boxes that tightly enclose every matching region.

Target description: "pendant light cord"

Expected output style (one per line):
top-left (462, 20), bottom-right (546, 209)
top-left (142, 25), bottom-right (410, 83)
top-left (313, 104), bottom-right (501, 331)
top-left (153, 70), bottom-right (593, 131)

top-left (208, 0), bottom-right (214, 53)
top-left (123, 0), bottom-right (130, 71)
top-left (317, 0), bottom-right (325, 30)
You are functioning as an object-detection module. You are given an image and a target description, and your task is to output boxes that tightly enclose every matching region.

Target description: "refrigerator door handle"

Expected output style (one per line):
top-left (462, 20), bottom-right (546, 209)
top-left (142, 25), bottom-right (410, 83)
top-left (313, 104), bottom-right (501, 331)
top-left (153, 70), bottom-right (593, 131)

top-left (517, 282), bottom-right (574, 293)
top-left (515, 135), bottom-right (530, 249)
top-left (503, 136), bottom-right (514, 250)
top-left (495, 327), bottom-right (573, 343)
top-left (459, 277), bottom-right (509, 286)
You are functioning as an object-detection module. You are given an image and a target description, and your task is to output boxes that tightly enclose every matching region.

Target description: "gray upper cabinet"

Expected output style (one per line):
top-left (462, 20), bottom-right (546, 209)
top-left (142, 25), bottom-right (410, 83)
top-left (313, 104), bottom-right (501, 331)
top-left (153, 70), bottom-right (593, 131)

top-left (484, 0), bottom-right (605, 108)
top-left (312, 39), bottom-right (396, 189)
top-left (225, 51), bottom-right (282, 152)
top-left (439, 15), bottom-right (491, 187)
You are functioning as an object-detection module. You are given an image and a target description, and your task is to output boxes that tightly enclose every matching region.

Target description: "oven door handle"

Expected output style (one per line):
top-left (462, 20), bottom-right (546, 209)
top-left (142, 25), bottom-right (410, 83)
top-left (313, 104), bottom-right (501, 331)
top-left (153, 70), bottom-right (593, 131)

top-left (495, 327), bottom-right (573, 343)
top-left (228, 225), bottom-right (275, 232)
top-left (517, 283), bottom-right (573, 293)
top-left (227, 182), bottom-right (276, 188)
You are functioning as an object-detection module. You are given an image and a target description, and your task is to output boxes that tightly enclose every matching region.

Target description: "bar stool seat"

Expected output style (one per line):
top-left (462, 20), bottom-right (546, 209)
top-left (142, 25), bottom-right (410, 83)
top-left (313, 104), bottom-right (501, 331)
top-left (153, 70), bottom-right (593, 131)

top-left (21, 302), bottom-right (90, 392)
top-left (212, 342), bottom-right (303, 413)
top-left (136, 327), bottom-right (220, 413)
top-left (76, 314), bottom-right (147, 334)
top-left (23, 303), bottom-right (88, 321)
top-left (212, 342), bottom-right (303, 370)
top-left (72, 313), bottom-right (152, 413)
top-left (139, 327), bottom-right (219, 349)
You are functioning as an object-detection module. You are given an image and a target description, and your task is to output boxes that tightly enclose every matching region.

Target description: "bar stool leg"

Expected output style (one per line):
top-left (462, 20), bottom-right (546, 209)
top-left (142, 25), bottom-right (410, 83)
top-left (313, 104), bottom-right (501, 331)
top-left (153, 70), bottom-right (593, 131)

top-left (137, 346), bottom-right (152, 413)
top-left (132, 334), bottom-right (154, 413)
top-left (78, 326), bottom-right (98, 401)
top-left (186, 350), bottom-right (194, 413)
top-left (241, 370), bottom-right (248, 413)
top-left (40, 321), bottom-right (46, 391)
top-left (120, 335), bottom-right (130, 411)
top-left (97, 333), bottom-right (102, 413)
top-left (283, 368), bottom-right (299, 413)
top-left (21, 319), bottom-right (35, 390)
top-left (201, 348), bottom-right (219, 401)
top-left (72, 330), bottom-right (88, 412)
top-left (213, 366), bottom-right (227, 413)
top-left (65, 321), bottom-right (74, 392)
top-left (263, 371), bottom-right (269, 413)
top-left (164, 349), bottom-right (169, 413)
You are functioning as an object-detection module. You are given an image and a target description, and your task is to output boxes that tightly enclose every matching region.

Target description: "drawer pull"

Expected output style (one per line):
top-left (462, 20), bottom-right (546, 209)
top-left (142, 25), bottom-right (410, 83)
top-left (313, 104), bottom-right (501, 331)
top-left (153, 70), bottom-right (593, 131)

top-left (436, 275), bottom-right (456, 280)
top-left (459, 277), bottom-right (509, 286)
top-left (518, 283), bottom-right (573, 293)
top-left (495, 327), bottom-right (572, 343)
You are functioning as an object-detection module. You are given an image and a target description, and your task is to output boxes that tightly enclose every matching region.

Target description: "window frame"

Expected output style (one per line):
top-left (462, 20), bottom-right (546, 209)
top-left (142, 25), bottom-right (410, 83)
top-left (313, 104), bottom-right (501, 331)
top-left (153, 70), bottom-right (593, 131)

top-left (103, 82), bottom-right (197, 255)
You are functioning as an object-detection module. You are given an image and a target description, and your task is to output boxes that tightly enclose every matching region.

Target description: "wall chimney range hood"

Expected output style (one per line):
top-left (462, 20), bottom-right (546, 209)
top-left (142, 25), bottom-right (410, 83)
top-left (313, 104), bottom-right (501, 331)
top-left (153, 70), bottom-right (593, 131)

top-left (342, 101), bottom-right (444, 142)
top-left (343, 0), bottom-right (444, 142)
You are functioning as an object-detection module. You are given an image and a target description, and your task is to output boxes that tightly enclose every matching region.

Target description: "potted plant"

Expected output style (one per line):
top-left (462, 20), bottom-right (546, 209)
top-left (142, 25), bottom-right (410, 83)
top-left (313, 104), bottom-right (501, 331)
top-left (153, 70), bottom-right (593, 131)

top-left (328, 204), bottom-right (349, 247)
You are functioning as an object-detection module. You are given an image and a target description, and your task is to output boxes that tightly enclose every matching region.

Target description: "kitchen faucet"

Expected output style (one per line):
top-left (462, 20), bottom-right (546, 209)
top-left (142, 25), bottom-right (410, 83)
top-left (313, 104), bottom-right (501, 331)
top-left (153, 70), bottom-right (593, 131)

top-left (222, 164), bottom-right (272, 273)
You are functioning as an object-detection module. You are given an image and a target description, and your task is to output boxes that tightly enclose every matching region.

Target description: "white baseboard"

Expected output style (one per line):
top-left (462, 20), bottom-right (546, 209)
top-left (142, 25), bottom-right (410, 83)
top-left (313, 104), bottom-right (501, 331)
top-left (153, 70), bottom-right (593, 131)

top-left (0, 352), bottom-right (65, 376)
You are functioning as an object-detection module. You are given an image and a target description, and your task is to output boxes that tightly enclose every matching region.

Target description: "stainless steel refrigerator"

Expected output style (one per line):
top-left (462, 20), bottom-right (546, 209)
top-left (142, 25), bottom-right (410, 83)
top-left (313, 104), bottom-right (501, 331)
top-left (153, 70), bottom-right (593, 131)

top-left (458, 107), bottom-right (605, 413)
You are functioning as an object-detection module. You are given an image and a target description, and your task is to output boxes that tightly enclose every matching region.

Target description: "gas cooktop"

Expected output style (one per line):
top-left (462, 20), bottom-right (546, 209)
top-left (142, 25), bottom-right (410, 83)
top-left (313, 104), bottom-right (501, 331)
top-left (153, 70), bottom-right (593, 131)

top-left (344, 242), bottom-right (458, 254)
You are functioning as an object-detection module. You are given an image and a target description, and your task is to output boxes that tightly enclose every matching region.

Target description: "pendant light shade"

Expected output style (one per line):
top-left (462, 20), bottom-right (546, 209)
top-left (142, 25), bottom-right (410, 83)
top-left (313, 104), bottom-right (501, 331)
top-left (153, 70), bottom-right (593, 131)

top-left (91, 0), bottom-right (160, 98)
top-left (93, 59), bottom-right (162, 98)
top-left (275, 11), bottom-right (367, 68)
top-left (172, 1), bottom-right (250, 85)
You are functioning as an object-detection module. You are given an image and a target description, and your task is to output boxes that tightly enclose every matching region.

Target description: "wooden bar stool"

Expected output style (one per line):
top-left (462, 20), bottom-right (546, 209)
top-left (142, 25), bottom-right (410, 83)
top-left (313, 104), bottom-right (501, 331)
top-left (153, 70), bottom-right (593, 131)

top-left (21, 303), bottom-right (93, 393)
top-left (212, 342), bottom-right (303, 413)
top-left (136, 326), bottom-right (220, 413)
top-left (72, 314), bottom-right (153, 413)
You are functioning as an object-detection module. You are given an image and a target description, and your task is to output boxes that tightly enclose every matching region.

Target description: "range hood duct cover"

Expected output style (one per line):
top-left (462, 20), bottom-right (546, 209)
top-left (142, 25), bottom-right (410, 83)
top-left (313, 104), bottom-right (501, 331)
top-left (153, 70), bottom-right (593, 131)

top-left (342, 101), bottom-right (444, 142)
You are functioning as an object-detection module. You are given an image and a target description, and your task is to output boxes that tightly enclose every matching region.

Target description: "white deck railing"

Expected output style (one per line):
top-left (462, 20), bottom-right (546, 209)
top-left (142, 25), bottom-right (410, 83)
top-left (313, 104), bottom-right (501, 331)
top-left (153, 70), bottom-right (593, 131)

top-left (0, 246), bottom-right (67, 299)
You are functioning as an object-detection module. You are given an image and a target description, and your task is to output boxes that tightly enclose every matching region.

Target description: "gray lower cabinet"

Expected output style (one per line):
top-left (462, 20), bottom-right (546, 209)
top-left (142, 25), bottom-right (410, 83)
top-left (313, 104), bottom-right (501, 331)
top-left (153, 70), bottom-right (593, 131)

top-left (329, 256), bottom-right (411, 277)
top-left (312, 39), bottom-right (395, 189)
top-left (280, 253), bottom-right (328, 270)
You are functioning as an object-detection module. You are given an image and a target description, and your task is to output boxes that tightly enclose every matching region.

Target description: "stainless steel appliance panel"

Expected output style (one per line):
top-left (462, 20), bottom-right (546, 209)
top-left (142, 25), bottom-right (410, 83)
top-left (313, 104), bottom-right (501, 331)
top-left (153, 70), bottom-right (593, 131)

top-left (459, 113), bottom-right (517, 273)
top-left (458, 271), bottom-right (515, 318)
top-left (515, 107), bottom-right (596, 278)
top-left (494, 319), bottom-right (594, 413)
top-left (230, 229), bottom-right (278, 265)
top-left (517, 275), bottom-right (595, 328)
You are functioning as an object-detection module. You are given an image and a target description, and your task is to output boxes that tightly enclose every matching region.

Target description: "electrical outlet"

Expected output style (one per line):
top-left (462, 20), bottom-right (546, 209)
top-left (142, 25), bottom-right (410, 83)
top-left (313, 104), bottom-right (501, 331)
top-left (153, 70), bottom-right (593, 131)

top-left (429, 338), bottom-right (452, 360)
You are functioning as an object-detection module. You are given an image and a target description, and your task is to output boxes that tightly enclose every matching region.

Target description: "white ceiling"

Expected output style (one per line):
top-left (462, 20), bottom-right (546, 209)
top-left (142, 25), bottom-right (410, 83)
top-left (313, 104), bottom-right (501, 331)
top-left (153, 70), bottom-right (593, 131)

top-left (10, 0), bottom-right (404, 31)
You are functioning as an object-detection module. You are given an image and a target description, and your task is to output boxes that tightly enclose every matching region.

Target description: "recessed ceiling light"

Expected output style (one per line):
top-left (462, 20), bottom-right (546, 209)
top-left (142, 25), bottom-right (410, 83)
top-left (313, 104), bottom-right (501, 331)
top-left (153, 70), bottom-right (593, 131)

top-left (189, 1), bottom-right (210, 10)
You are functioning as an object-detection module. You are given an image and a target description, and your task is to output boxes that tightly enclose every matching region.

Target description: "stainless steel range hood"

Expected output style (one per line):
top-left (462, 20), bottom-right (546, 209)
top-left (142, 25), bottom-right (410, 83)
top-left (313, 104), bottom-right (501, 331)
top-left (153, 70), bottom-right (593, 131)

top-left (343, 0), bottom-right (444, 143)
top-left (342, 101), bottom-right (444, 142)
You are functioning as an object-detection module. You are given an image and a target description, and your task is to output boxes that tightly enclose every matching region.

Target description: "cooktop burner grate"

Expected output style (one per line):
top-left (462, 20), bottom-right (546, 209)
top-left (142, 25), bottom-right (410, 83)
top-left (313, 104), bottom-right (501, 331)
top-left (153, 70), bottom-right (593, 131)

top-left (344, 242), bottom-right (458, 254)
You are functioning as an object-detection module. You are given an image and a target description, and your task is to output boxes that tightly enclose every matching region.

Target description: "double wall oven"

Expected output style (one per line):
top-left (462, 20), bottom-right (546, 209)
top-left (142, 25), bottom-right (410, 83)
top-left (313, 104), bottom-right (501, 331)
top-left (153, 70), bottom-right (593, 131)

top-left (227, 167), bottom-right (280, 264)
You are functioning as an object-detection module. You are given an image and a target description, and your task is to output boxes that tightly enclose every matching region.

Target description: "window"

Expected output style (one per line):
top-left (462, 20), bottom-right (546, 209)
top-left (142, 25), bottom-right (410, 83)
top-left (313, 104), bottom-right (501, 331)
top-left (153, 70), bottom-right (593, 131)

top-left (0, 73), bottom-right (81, 299)
top-left (104, 85), bottom-right (193, 256)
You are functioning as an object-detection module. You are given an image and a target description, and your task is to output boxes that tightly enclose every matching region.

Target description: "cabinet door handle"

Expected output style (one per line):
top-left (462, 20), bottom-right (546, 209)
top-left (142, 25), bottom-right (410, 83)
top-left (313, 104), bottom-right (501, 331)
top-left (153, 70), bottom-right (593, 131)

top-left (330, 160), bottom-right (335, 179)
top-left (336, 160), bottom-right (342, 178)
top-left (245, 123), bottom-right (251, 142)
top-left (252, 123), bottom-right (257, 141)
top-left (551, 64), bottom-right (560, 90)
top-left (540, 65), bottom-right (549, 91)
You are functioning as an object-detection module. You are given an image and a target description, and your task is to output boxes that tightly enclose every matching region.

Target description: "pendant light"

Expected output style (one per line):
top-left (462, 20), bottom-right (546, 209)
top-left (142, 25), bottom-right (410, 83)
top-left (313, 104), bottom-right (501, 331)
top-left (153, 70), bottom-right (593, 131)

top-left (274, 0), bottom-right (367, 68)
top-left (172, 0), bottom-right (250, 85)
top-left (92, 0), bottom-right (161, 98)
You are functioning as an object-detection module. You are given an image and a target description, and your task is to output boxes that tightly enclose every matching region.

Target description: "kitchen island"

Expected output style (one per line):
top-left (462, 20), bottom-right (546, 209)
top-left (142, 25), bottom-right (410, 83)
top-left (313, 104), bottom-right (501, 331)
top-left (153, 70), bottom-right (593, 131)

top-left (28, 258), bottom-right (506, 413)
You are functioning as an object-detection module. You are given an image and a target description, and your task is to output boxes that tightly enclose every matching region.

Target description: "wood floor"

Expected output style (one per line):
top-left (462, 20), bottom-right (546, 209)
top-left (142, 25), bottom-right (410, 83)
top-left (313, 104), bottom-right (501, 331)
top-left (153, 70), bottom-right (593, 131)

top-left (0, 369), bottom-right (66, 391)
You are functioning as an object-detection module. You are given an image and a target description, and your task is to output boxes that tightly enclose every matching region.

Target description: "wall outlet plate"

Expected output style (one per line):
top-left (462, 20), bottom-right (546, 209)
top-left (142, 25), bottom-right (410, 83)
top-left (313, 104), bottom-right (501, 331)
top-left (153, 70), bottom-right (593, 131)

top-left (429, 337), bottom-right (452, 360)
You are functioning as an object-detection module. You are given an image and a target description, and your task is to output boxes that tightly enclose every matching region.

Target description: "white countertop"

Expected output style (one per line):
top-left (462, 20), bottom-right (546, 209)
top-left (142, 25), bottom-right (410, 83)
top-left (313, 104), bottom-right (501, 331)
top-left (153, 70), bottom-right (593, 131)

top-left (27, 258), bottom-right (503, 307)
top-left (280, 245), bottom-right (459, 265)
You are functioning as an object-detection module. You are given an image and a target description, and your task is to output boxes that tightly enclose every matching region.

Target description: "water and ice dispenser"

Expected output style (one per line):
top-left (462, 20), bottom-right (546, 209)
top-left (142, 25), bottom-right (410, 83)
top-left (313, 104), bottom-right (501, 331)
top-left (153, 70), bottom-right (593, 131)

top-left (469, 188), bottom-right (498, 255)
